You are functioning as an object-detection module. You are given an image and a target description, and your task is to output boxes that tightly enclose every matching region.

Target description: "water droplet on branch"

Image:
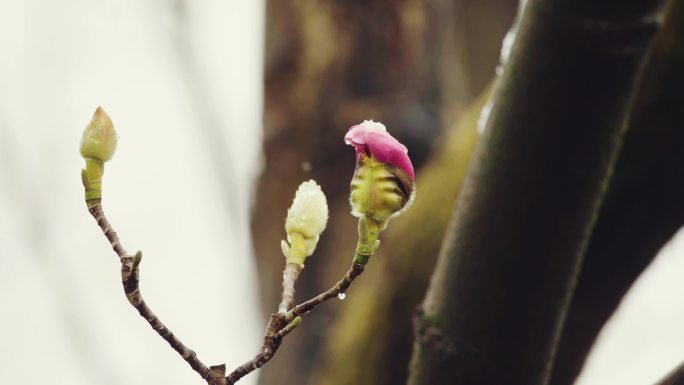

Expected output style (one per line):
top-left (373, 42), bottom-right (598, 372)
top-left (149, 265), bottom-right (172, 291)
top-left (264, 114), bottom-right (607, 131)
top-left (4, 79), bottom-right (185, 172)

top-left (337, 293), bottom-right (346, 300)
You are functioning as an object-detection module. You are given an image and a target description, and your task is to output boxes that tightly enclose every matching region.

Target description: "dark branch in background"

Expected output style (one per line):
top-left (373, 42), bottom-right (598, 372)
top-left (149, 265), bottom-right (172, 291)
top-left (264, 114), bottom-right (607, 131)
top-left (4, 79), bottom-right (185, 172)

top-left (407, 0), bottom-right (668, 384)
top-left (549, 0), bottom-right (684, 382)
top-left (309, 1), bottom-right (684, 384)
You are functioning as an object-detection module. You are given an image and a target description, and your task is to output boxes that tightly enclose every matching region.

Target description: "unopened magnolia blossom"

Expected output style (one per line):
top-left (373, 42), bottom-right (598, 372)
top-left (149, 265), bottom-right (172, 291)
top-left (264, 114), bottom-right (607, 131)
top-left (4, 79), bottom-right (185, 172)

top-left (80, 107), bottom-right (118, 203)
top-left (80, 107), bottom-right (118, 163)
top-left (281, 179), bottom-right (329, 266)
top-left (345, 120), bottom-right (415, 225)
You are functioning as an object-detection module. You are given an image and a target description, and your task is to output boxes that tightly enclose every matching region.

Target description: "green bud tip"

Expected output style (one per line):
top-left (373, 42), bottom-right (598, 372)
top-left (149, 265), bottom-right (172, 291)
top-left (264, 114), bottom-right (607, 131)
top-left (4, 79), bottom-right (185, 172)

top-left (80, 106), bottom-right (118, 163)
top-left (133, 251), bottom-right (143, 268)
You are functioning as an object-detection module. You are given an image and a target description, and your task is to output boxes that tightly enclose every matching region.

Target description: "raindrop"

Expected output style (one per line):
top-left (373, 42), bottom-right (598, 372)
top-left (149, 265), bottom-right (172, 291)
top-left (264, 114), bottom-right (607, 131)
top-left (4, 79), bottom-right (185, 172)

top-left (337, 292), bottom-right (346, 300)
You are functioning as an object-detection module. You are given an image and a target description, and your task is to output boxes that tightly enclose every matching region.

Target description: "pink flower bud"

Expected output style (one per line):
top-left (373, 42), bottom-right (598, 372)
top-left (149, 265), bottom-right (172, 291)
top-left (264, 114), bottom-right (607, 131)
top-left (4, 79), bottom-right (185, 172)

top-left (344, 120), bottom-right (414, 181)
top-left (345, 120), bottom-right (415, 224)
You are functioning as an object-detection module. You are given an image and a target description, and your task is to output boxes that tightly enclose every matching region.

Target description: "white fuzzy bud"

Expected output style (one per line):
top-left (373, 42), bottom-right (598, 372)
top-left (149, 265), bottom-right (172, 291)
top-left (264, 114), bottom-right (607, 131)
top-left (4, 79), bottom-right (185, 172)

top-left (359, 119), bottom-right (387, 132)
top-left (282, 180), bottom-right (329, 265)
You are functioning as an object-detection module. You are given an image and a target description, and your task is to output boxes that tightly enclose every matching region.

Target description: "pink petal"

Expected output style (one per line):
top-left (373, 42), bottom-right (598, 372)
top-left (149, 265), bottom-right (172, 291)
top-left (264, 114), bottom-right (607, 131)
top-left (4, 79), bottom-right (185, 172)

top-left (344, 125), bottom-right (367, 146)
top-left (344, 123), bottom-right (415, 181)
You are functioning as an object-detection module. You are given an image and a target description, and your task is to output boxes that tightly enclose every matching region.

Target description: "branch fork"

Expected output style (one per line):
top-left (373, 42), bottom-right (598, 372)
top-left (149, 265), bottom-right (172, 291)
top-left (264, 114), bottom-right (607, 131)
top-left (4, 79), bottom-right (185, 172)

top-left (86, 199), bottom-right (367, 384)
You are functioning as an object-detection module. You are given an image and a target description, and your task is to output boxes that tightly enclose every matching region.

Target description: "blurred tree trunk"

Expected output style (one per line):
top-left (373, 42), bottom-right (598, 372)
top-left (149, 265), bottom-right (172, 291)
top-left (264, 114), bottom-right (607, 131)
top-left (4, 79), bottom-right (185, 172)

top-left (407, 0), bottom-right (669, 384)
top-left (254, 1), bottom-right (514, 385)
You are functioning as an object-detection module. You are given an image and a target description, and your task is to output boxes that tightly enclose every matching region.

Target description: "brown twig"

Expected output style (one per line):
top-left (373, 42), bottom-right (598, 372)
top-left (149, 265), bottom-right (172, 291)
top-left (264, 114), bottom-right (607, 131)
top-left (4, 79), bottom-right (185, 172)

top-left (225, 259), bottom-right (366, 383)
top-left (226, 313), bottom-right (286, 383)
top-left (87, 202), bottom-right (219, 383)
top-left (278, 263), bottom-right (302, 314)
top-left (286, 261), bottom-right (366, 321)
top-left (88, 198), bottom-right (367, 384)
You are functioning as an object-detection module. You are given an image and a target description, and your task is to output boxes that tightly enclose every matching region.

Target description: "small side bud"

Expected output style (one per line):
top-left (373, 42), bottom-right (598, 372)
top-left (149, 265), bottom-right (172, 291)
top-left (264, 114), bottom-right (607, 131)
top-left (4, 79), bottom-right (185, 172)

top-left (281, 180), bottom-right (329, 267)
top-left (80, 107), bottom-right (118, 163)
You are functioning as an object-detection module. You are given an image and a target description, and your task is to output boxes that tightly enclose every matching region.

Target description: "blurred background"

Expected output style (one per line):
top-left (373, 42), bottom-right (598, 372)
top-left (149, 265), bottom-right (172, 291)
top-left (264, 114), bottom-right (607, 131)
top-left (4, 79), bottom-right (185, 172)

top-left (0, 1), bottom-right (683, 385)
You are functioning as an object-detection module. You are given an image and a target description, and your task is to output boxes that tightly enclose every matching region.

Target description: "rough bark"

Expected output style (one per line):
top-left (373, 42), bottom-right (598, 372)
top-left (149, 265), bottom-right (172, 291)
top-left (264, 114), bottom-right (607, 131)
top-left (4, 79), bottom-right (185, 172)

top-left (407, 1), bottom-right (668, 384)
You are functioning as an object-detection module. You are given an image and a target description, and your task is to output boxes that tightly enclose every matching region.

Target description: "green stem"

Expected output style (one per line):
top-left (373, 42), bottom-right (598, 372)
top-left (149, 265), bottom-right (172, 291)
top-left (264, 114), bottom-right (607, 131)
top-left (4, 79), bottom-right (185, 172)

top-left (354, 216), bottom-right (384, 265)
top-left (82, 158), bottom-right (104, 205)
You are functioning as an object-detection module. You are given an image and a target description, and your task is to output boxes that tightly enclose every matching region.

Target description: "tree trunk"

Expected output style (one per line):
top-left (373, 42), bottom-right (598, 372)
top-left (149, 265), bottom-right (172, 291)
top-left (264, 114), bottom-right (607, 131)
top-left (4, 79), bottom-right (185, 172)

top-left (306, 2), bottom-right (684, 385)
top-left (407, 1), bottom-right (668, 385)
top-left (549, 1), bottom-right (684, 382)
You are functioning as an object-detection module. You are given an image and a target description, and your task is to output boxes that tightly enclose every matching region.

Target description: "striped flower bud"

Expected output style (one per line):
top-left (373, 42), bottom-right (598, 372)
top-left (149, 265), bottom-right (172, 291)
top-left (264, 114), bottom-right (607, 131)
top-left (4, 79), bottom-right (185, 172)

top-left (281, 180), bottom-right (329, 267)
top-left (345, 120), bottom-right (415, 225)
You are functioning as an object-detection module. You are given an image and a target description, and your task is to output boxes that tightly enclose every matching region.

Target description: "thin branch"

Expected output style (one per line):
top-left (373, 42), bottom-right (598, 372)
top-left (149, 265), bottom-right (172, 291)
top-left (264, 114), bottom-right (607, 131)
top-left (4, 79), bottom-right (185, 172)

top-left (89, 203), bottom-right (126, 260)
top-left (87, 202), bottom-right (216, 383)
top-left (226, 259), bottom-right (366, 383)
top-left (286, 261), bottom-right (366, 321)
top-left (278, 263), bottom-right (302, 314)
top-left (226, 313), bottom-right (287, 383)
top-left (88, 193), bottom-right (368, 384)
